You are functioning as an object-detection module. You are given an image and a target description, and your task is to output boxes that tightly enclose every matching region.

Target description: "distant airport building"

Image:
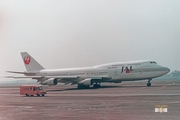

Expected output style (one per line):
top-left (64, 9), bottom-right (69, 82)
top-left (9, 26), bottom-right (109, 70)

top-left (157, 70), bottom-right (180, 79)
top-left (170, 70), bottom-right (180, 77)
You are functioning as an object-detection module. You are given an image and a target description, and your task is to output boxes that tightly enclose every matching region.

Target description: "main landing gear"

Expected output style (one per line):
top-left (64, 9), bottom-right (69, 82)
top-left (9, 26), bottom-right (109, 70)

top-left (77, 84), bottom-right (90, 89)
top-left (147, 79), bottom-right (152, 87)
top-left (93, 83), bottom-right (101, 88)
top-left (77, 83), bottom-right (101, 89)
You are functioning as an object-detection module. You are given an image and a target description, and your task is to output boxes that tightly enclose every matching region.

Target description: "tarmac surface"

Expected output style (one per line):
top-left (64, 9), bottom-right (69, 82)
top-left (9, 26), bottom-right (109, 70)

top-left (0, 80), bottom-right (180, 120)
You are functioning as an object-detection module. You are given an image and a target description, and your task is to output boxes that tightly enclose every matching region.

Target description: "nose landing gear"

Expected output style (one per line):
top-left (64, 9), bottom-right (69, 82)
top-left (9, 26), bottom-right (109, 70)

top-left (147, 79), bottom-right (152, 87)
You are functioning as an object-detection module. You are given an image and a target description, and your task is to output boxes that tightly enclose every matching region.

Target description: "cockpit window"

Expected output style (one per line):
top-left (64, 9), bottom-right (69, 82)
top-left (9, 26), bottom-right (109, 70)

top-left (38, 87), bottom-right (43, 90)
top-left (150, 61), bottom-right (157, 64)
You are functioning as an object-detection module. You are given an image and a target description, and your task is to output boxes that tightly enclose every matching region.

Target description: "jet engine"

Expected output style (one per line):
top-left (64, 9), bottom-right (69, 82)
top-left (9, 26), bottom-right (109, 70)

top-left (41, 78), bottom-right (58, 86)
top-left (78, 78), bottom-right (93, 86)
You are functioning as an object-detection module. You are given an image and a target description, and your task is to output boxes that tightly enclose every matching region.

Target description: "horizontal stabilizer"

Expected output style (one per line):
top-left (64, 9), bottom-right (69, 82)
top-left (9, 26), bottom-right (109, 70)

top-left (6, 71), bottom-right (27, 74)
top-left (6, 71), bottom-right (37, 76)
top-left (4, 76), bottom-right (42, 79)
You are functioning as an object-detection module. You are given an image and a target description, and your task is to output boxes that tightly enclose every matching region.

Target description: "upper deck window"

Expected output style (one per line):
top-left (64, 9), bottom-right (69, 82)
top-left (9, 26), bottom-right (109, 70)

top-left (150, 61), bottom-right (157, 64)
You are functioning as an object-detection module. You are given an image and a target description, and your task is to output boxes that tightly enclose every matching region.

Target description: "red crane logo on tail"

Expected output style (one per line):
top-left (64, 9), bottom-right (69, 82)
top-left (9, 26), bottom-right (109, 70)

top-left (24, 56), bottom-right (31, 65)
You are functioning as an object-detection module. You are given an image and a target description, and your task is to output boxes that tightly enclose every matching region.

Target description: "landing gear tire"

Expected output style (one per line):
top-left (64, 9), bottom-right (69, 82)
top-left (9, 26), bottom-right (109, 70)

top-left (147, 79), bottom-right (152, 87)
top-left (93, 83), bottom-right (101, 88)
top-left (147, 83), bottom-right (151, 87)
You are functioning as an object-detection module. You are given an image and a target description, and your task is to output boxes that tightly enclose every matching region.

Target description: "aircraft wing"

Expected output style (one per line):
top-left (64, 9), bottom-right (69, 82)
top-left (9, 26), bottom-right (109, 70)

top-left (91, 75), bottom-right (112, 79)
top-left (46, 75), bottom-right (111, 79)
top-left (4, 76), bottom-right (78, 79)
top-left (54, 75), bottom-right (112, 85)
top-left (45, 76), bottom-right (78, 79)
top-left (5, 75), bottom-right (112, 85)
top-left (5, 75), bottom-right (111, 79)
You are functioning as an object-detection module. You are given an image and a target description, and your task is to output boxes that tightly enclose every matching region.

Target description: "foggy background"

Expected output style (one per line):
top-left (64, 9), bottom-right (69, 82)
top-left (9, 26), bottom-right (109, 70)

top-left (0, 0), bottom-right (180, 80)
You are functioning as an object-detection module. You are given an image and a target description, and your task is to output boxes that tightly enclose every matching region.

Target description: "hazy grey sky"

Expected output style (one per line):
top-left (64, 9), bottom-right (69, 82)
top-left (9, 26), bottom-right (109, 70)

top-left (0, 0), bottom-right (180, 76)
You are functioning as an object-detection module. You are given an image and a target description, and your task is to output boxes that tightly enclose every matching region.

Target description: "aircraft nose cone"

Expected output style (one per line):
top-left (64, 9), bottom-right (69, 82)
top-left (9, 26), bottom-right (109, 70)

top-left (164, 67), bottom-right (170, 74)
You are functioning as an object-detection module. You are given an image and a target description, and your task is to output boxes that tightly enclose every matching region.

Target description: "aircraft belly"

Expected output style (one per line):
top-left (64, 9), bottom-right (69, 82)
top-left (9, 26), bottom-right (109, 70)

top-left (114, 71), bottom-right (157, 81)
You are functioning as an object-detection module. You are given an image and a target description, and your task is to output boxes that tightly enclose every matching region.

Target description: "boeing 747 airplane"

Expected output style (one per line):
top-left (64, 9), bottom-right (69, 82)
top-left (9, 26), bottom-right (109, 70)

top-left (7, 52), bottom-right (170, 89)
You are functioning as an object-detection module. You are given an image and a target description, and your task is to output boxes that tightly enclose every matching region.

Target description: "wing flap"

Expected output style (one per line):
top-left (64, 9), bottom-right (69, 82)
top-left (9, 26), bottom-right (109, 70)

top-left (89, 75), bottom-right (112, 79)
top-left (45, 76), bottom-right (78, 79)
top-left (5, 75), bottom-right (111, 79)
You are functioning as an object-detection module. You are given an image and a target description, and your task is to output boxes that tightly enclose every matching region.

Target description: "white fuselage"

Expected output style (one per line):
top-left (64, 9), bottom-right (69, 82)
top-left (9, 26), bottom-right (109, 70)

top-left (34, 60), bottom-right (170, 83)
